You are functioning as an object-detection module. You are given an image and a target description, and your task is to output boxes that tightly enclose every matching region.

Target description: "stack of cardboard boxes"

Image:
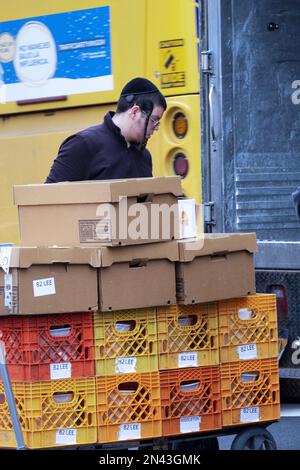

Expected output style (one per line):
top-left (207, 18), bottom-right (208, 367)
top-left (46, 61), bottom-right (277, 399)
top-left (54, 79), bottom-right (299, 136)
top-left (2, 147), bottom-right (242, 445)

top-left (0, 176), bottom-right (280, 448)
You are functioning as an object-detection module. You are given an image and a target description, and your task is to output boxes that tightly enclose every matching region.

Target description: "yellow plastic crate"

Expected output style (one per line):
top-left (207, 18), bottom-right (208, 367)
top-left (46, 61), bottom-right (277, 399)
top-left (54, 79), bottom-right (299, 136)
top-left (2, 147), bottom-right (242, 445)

top-left (93, 309), bottom-right (158, 376)
top-left (221, 358), bottom-right (280, 427)
top-left (0, 378), bottom-right (97, 449)
top-left (96, 372), bottom-right (161, 443)
top-left (218, 294), bottom-right (278, 363)
top-left (157, 304), bottom-right (219, 370)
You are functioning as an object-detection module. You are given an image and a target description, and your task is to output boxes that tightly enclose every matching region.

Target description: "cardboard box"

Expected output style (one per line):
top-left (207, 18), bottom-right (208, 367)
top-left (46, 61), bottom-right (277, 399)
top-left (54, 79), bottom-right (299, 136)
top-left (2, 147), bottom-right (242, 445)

top-left (176, 233), bottom-right (256, 304)
top-left (14, 177), bottom-right (182, 247)
top-left (98, 241), bottom-right (179, 311)
top-left (0, 247), bottom-right (99, 315)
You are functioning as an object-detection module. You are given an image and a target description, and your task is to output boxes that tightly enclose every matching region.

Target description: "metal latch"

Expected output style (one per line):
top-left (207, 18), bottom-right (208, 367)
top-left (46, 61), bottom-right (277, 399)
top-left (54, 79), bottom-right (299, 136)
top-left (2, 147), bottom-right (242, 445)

top-left (204, 202), bottom-right (215, 228)
top-left (201, 50), bottom-right (212, 74)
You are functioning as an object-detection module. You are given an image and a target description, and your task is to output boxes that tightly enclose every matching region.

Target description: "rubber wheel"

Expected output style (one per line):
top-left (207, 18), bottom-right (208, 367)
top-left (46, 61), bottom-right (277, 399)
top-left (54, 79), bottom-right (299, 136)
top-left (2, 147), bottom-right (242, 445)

top-left (173, 437), bottom-right (219, 450)
top-left (231, 427), bottom-right (277, 450)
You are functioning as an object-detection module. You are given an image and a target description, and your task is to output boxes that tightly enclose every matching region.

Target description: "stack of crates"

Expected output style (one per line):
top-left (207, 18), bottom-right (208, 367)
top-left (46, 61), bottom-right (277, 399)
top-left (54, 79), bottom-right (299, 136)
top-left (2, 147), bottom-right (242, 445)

top-left (218, 294), bottom-right (280, 428)
top-left (93, 308), bottom-right (162, 443)
top-left (0, 297), bottom-right (281, 448)
top-left (0, 313), bottom-right (98, 448)
top-left (154, 293), bottom-right (280, 441)
top-left (157, 304), bottom-right (222, 437)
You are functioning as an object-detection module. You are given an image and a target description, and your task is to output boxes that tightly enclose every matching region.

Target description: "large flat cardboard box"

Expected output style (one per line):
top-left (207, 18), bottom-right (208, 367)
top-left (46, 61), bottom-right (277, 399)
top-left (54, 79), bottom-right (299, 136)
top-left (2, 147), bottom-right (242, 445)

top-left (98, 241), bottom-right (179, 311)
top-left (176, 233), bottom-right (256, 304)
top-left (0, 247), bottom-right (99, 315)
top-left (14, 177), bottom-right (182, 247)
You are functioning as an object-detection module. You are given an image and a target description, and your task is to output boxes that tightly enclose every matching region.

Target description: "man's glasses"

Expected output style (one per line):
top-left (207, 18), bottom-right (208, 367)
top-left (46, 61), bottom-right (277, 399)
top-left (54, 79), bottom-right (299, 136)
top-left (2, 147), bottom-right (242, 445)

top-left (141, 110), bottom-right (161, 129)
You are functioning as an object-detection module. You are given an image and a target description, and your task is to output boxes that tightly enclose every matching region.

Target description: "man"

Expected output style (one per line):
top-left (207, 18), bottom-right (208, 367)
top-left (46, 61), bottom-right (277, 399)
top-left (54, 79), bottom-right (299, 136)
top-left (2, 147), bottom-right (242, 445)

top-left (46, 77), bottom-right (167, 183)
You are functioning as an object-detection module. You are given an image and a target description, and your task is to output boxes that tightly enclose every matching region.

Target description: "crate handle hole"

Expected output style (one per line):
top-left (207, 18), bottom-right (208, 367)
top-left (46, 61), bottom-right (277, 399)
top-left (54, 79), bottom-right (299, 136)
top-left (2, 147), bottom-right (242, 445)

top-left (50, 325), bottom-right (71, 337)
top-left (180, 380), bottom-right (200, 392)
top-left (178, 315), bottom-right (197, 327)
top-left (118, 382), bottom-right (138, 393)
top-left (115, 320), bottom-right (136, 332)
top-left (53, 392), bottom-right (74, 403)
top-left (241, 372), bottom-right (259, 383)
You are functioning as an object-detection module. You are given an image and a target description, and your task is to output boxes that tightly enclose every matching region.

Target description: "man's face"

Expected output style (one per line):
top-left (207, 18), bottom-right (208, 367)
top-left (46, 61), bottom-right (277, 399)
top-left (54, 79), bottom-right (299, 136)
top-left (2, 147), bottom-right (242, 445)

top-left (128, 105), bottom-right (165, 144)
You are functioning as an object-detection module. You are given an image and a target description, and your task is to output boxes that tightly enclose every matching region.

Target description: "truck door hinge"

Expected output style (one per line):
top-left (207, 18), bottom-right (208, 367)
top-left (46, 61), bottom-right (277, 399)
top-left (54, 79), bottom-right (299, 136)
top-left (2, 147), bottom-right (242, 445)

top-left (204, 202), bottom-right (215, 230)
top-left (201, 50), bottom-right (213, 74)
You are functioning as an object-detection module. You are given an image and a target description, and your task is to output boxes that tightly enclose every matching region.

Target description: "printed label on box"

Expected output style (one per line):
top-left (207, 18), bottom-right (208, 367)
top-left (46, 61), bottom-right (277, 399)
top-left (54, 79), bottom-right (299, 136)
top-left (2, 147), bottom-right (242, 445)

top-left (115, 357), bottom-right (137, 373)
top-left (180, 416), bottom-right (201, 433)
top-left (56, 428), bottom-right (77, 445)
top-left (240, 407), bottom-right (260, 423)
top-left (178, 352), bottom-right (198, 368)
top-left (4, 273), bottom-right (13, 311)
top-left (50, 362), bottom-right (72, 380)
top-left (178, 199), bottom-right (197, 239)
top-left (0, 245), bottom-right (12, 274)
top-left (2, 280), bottom-right (18, 313)
top-left (238, 343), bottom-right (258, 360)
top-left (33, 277), bottom-right (56, 297)
top-left (79, 219), bottom-right (112, 242)
top-left (118, 423), bottom-right (141, 441)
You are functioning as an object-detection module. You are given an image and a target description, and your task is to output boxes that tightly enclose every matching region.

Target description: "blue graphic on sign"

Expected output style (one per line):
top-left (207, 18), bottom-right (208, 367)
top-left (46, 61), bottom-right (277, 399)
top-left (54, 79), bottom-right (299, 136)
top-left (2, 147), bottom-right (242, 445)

top-left (0, 7), bottom-right (113, 101)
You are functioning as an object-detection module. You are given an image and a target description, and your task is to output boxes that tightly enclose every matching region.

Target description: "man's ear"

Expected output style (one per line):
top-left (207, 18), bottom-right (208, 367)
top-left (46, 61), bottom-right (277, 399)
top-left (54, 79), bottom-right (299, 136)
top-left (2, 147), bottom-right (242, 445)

top-left (129, 104), bottom-right (140, 119)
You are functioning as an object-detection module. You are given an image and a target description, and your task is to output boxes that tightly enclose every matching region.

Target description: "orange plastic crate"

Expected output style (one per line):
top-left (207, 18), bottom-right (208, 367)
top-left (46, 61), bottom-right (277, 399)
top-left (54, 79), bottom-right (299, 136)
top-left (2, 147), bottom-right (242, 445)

top-left (96, 372), bottom-right (161, 443)
top-left (0, 378), bottom-right (97, 449)
top-left (221, 358), bottom-right (280, 427)
top-left (93, 309), bottom-right (158, 376)
top-left (160, 366), bottom-right (222, 436)
top-left (218, 294), bottom-right (278, 363)
top-left (0, 313), bottom-right (95, 381)
top-left (157, 304), bottom-right (219, 370)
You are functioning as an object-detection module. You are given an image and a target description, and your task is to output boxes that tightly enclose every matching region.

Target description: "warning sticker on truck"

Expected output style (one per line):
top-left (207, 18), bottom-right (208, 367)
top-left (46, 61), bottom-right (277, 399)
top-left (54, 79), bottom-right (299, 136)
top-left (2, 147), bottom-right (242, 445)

top-left (159, 39), bottom-right (185, 89)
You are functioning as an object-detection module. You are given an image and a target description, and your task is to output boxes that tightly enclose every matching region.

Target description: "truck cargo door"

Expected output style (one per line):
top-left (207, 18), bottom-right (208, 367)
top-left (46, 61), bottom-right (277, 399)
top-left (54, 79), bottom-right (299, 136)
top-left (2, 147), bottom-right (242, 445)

top-left (201, 0), bottom-right (300, 268)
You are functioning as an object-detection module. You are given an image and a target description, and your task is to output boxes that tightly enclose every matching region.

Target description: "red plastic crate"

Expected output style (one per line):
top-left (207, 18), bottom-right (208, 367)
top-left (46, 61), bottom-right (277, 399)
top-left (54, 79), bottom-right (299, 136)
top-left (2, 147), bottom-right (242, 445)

top-left (221, 358), bottom-right (280, 427)
top-left (160, 366), bottom-right (222, 436)
top-left (0, 313), bottom-right (95, 381)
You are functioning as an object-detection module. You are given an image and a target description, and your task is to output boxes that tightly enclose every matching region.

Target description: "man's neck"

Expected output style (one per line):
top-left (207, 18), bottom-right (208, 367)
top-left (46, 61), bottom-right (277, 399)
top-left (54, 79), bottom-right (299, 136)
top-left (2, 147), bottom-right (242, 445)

top-left (112, 113), bottom-right (128, 142)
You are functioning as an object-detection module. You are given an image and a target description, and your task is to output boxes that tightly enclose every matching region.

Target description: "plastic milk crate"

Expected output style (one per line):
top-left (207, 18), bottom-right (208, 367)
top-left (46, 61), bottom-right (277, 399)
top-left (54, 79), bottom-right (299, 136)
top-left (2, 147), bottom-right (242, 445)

top-left (93, 308), bottom-right (158, 376)
top-left (218, 294), bottom-right (278, 363)
top-left (95, 372), bottom-right (161, 443)
top-left (220, 358), bottom-right (280, 427)
top-left (157, 304), bottom-right (219, 370)
top-left (0, 313), bottom-right (95, 381)
top-left (160, 366), bottom-right (222, 436)
top-left (0, 377), bottom-right (97, 449)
